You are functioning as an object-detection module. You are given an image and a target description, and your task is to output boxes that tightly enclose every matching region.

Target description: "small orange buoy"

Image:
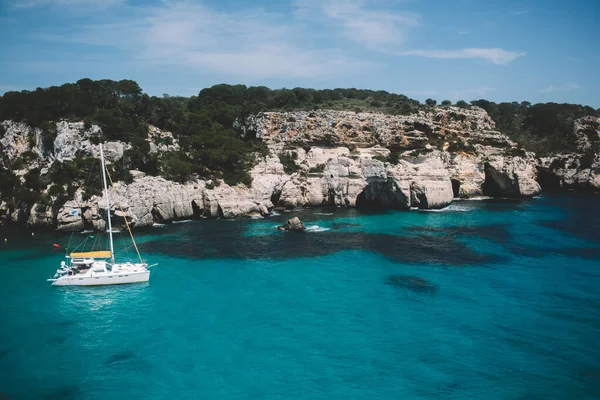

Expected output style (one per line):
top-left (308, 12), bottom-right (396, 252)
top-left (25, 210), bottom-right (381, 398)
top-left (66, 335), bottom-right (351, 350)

top-left (53, 243), bottom-right (61, 249)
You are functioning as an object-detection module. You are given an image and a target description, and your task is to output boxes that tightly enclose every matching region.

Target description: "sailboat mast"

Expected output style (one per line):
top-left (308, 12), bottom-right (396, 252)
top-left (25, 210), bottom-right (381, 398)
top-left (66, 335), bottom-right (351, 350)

top-left (99, 144), bottom-right (115, 264)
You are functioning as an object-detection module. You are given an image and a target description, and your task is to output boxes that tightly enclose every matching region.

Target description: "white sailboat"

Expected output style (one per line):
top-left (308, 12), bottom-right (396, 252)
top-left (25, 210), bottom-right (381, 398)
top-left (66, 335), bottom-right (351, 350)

top-left (48, 144), bottom-right (151, 286)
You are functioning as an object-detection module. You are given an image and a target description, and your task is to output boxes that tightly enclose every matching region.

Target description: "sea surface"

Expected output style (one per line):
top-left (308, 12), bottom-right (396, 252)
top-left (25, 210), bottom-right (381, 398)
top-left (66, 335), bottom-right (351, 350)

top-left (1, 194), bottom-right (600, 399)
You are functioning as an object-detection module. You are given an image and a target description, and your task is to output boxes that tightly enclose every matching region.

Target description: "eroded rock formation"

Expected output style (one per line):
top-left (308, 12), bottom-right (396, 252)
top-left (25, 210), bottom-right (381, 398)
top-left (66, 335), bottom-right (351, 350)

top-left (2, 105), bottom-right (578, 231)
top-left (537, 116), bottom-right (600, 192)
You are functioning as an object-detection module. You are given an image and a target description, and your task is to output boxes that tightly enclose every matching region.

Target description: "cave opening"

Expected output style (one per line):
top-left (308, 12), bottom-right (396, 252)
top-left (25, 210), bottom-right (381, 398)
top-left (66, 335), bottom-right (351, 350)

top-left (355, 179), bottom-right (409, 210)
top-left (451, 179), bottom-right (461, 198)
top-left (270, 187), bottom-right (282, 207)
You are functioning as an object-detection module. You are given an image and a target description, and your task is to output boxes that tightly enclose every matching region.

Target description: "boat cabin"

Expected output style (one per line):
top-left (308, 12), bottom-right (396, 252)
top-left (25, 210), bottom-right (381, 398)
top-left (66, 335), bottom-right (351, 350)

top-left (67, 251), bottom-right (113, 274)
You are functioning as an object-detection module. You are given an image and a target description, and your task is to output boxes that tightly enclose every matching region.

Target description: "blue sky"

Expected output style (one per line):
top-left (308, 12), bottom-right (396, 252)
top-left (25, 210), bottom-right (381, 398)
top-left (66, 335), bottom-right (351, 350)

top-left (0, 0), bottom-right (599, 106)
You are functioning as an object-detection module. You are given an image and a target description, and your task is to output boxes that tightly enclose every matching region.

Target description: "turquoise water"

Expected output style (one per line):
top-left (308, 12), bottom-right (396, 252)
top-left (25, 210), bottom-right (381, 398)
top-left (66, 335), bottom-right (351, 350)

top-left (1, 195), bottom-right (600, 399)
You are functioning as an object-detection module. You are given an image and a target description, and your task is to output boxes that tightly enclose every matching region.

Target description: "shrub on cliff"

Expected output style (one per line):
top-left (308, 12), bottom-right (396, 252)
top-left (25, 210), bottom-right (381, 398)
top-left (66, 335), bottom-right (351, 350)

top-left (40, 121), bottom-right (57, 154)
top-left (0, 166), bottom-right (19, 202)
top-left (580, 150), bottom-right (596, 169)
top-left (456, 100), bottom-right (470, 109)
top-left (471, 100), bottom-right (599, 155)
top-left (279, 151), bottom-right (301, 174)
top-left (159, 152), bottom-right (194, 183)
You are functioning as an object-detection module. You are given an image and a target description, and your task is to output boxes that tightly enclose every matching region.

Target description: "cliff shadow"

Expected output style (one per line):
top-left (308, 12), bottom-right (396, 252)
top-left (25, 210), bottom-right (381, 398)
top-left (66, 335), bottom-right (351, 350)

top-left (356, 178), bottom-right (410, 210)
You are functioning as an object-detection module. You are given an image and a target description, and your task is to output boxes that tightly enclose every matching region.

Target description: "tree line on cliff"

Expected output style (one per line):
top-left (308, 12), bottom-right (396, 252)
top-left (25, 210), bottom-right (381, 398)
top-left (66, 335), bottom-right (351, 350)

top-left (0, 79), bottom-right (598, 209)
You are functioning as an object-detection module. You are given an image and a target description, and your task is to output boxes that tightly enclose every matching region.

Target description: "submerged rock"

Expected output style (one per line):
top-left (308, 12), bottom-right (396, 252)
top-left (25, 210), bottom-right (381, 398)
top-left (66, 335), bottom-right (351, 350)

top-left (385, 275), bottom-right (438, 294)
top-left (278, 217), bottom-right (306, 232)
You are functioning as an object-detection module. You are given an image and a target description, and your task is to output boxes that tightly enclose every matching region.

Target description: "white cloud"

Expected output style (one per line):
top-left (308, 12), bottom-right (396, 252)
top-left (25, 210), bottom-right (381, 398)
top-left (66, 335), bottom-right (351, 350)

top-left (295, 0), bottom-right (419, 51)
top-left (398, 48), bottom-right (526, 65)
top-left (457, 28), bottom-right (471, 35)
top-left (540, 83), bottom-right (580, 93)
top-left (511, 10), bottom-right (529, 15)
top-left (34, 1), bottom-right (372, 80)
top-left (27, 0), bottom-right (525, 83)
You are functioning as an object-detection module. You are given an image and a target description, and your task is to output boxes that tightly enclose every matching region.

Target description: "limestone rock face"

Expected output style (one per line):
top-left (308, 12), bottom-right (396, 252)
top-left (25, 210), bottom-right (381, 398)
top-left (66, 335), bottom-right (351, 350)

top-left (245, 107), bottom-right (540, 208)
top-left (410, 181), bottom-right (454, 209)
top-left (537, 116), bottom-right (600, 193)
top-left (56, 201), bottom-right (85, 232)
top-left (147, 126), bottom-right (180, 154)
top-left (539, 153), bottom-right (600, 192)
top-left (53, 121), bottom-right (98, 162)
top-left (484, 156), bottom-right (542, 197)
top-left (446, 154), bottom-right (485, 198)
top-left (51, 173), bottom-right (274, 231)
top-left (0, 121), bottom-right (45, 170)
top-left (202, 184), bottom-right (269, 219)
top-left (0, 201), bottom-right (8, 225)
top-left (27, 203), bottom-right (54, 227)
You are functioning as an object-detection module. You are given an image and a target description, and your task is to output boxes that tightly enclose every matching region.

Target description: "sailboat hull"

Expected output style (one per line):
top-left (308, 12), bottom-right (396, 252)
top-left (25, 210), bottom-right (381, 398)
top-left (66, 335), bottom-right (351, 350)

top-left (49, 143), bottom-right (155, 287)
top-left (52, 270), bottom-right (150, 286)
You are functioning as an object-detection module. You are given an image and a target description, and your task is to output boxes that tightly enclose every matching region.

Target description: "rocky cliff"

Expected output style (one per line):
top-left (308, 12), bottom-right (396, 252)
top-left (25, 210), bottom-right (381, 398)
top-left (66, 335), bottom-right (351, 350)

top-left (4, 104), bottom-right (589, 231)
top-left (242, 107), bottom-right (540, 210)
top-left (537, 116), bottom-right (600, 192)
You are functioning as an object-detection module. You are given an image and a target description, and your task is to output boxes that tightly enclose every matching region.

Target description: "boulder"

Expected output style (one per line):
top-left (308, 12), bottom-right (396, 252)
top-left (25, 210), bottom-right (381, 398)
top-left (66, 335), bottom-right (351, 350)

top-left (278, 216), bottom-right (305, 232)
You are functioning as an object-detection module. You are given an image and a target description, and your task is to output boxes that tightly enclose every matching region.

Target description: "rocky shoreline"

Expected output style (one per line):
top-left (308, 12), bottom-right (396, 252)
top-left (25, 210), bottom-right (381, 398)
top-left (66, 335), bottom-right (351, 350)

top-left (1, 106), bottom-right (598, 231)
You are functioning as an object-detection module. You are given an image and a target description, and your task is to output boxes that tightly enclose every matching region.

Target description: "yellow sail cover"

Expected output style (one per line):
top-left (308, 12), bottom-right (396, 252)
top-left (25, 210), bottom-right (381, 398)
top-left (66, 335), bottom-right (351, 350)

top-left (70, 251), bottom-right (112, 258)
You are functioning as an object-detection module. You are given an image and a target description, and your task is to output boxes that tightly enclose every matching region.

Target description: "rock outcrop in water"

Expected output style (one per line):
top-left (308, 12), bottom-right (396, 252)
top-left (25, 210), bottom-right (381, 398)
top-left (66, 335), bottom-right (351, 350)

top-left (278, 217), bottom-right (306, 232)
top-left (0, 105), bottom-right (568, 231)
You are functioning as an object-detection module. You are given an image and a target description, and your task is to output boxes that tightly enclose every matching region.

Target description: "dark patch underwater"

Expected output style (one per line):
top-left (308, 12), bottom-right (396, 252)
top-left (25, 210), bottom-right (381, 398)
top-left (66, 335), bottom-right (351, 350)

top-left (141, 229), bottom-right (500, 266)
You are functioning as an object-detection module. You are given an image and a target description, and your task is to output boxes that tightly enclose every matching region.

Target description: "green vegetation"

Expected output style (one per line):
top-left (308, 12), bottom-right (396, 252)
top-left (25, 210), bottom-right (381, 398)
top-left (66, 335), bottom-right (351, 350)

top-left (455, 100), bottom-right (470, 109)
top-left (48, 155), bottom-right (103, 201)
top-left (308, 163), bottom-right (326, 173)
top-left (278, 151), bottom-right (301, 174)
top-left (580, 149), bottom-right (596, 169)
top-left (40, 121), bottom-right (58, 153)
top-left (470, 100), bottom-right (599, 155)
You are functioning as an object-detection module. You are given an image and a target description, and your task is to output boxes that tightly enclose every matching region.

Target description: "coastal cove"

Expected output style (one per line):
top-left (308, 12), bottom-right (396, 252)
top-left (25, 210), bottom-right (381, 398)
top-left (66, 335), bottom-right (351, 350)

top-left (1, 81), bottom-right (599, 232)
top-left (1, 194), bottom-right (600, 399)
